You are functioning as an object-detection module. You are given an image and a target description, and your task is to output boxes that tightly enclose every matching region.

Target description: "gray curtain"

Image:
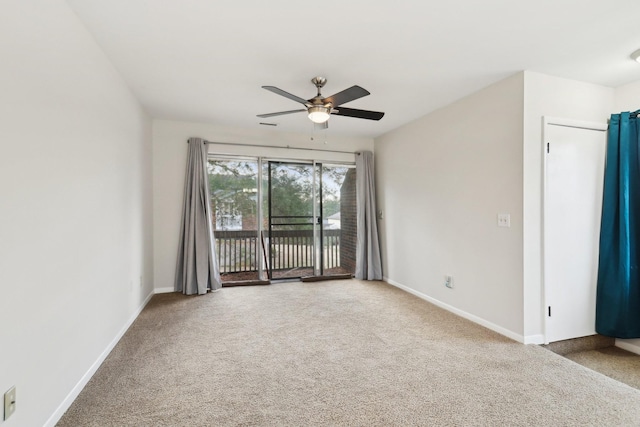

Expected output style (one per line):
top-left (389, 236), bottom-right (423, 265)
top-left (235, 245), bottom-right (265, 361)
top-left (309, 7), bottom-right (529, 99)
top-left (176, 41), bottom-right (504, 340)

top-left (174, 138), bottom-right (222, 295)
top-left (355, 151), bottom-right (382, 280)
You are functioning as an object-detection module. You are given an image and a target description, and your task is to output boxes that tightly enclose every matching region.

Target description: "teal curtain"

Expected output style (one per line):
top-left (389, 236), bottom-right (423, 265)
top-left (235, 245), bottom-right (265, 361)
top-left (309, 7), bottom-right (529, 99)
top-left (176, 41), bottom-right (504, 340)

top-left (596, 111), bottom-right (640, 338)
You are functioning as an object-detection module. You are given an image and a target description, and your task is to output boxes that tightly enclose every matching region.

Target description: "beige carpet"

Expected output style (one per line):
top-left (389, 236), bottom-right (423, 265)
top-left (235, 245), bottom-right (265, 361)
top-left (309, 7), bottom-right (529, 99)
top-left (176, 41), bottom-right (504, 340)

top-left (57, 280), bottom-right (640, 426)
top-left (565, 346), bottom-right (640, 391)
top-left (542, 334), bottom-right (640, 391)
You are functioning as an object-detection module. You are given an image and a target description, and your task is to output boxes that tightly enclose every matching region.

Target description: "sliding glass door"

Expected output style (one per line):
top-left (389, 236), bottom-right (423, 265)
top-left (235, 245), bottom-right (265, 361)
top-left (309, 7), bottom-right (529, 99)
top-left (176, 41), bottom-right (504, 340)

top-left (265, 161), bottom-right (317, 279)
top-left (320, 164), bottom-right (356, 276)
top-left (207, 156), bottom-right (356, 284)
top-left (207, 158), bottom-right (262, 283)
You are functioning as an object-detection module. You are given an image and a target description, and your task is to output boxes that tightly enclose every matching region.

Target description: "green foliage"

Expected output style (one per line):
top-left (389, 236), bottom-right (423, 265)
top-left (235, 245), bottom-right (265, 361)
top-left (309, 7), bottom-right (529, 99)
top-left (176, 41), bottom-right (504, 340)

top-left (208, 161), bottom-right (257, 230)
top-left (267, 164), bottom-right (314, 218)
top-left (208, 159), bottom-right (350, 230)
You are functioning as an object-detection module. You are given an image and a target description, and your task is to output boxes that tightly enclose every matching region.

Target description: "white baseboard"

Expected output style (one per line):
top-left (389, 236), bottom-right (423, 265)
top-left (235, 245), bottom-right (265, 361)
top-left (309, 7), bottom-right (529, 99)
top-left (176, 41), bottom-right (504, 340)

top-left (383, 276), bottom-right (526, 344)
top-left (524, 334), bottom-right (545, 345)
top-left (615, 339), bottom-right (640, 355)
top-left (44, 289), bottom-right (155, 427)
top-left (155, 286), bottom-right (175, 294)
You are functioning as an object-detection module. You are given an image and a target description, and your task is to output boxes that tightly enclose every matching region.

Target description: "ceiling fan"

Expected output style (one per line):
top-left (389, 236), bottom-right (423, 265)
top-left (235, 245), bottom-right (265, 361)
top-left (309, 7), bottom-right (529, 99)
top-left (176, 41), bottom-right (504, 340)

top-left (257, 77), bottom-right (385, 129)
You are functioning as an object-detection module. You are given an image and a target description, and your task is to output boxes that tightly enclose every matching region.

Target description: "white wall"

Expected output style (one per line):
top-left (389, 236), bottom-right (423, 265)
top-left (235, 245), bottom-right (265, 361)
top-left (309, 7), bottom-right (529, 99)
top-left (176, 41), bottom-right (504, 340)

top-left (523, 71), bottom-right (614, 342)
top-left (374, 71), bottom-right (619, 344)
top-left (0, 2), bottom-right (153, 426)
top-left (613, 79), bottom-right (640, 354)
top-left (375, 73), bottom-right (525, 340)
top-left (614, 79), bottom-right (640, 111)
top-left (152, 120), bottom-right (373, 292)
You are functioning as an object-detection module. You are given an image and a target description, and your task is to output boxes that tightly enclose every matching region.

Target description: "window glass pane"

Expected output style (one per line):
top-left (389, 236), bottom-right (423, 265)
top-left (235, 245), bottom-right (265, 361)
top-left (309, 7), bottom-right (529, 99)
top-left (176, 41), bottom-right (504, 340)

top-left (208, 159), bottom-right (260, 282)
top-left (322, 165), bottom-right (356, 276)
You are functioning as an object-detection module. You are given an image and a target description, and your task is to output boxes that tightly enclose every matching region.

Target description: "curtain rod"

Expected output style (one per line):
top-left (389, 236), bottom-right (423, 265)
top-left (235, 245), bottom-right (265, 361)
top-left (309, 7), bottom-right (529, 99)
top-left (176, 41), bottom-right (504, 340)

top-left (188, 139), bottom-right (360, 155)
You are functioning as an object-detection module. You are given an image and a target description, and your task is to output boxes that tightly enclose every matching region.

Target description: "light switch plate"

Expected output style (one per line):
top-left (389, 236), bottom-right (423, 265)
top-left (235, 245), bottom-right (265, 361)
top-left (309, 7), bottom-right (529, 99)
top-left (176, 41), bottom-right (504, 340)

top-left (4, 386), bottom-right (16, 420)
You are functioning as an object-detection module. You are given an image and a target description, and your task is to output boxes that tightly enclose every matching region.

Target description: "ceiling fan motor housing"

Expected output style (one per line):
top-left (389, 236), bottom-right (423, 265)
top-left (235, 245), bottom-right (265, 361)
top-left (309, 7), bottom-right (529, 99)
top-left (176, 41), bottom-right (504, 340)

top-left (308, 78), bottom-right (331, 123)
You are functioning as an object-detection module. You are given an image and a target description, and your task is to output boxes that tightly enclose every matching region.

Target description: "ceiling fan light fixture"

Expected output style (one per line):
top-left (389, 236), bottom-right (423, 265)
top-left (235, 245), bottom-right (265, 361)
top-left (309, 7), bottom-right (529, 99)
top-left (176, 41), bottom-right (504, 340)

top-left (308, 106), bottom-right (330, 123)
top-left (632, 49), bottom-right (640, 63)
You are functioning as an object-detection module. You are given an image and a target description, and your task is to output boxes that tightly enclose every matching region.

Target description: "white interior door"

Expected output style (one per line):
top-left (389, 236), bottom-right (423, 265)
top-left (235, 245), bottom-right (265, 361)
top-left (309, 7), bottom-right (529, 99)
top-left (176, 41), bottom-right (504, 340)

top-left (544, 120), bottom-right (607, 343)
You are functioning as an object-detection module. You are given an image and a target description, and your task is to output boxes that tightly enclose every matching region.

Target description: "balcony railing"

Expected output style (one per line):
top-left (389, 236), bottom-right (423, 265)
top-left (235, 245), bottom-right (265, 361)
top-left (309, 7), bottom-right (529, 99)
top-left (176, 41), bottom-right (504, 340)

top-left (214, 229), bottom-right (341, 274)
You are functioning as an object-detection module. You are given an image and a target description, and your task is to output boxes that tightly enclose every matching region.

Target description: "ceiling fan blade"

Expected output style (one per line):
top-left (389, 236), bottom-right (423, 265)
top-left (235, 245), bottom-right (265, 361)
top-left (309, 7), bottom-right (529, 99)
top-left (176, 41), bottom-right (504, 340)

top-left (262, 86), bottom-right (309, 105)
top-left (257, 109), bottom-right (306, 118)
top-left (332, 107), bottom-right (385, 121)
top-left (314, 122), bottom-right (328, 131)
top-left (324, 85), bottom-right (370, 107)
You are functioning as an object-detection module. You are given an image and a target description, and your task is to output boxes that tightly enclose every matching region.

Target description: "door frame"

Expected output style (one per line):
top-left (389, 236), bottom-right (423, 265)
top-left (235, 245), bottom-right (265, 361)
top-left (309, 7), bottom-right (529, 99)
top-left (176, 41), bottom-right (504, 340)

top-left (541, 116), bottom-right (608, 344)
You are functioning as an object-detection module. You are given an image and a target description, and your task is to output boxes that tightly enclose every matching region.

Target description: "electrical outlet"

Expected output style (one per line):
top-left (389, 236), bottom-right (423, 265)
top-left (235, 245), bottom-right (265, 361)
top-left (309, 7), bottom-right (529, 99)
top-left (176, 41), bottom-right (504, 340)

top-left (4, 386), bottom-right (16, 420)
top-left (444, 275), bottom-right (454, 289)
top-left (497, 213), bottom-right (511, 228)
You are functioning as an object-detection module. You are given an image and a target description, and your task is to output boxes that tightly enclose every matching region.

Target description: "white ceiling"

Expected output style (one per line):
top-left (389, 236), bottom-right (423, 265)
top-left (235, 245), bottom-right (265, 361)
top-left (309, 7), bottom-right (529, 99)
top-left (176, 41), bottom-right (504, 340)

top-left (67, 0), bottom-right (640, 139)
